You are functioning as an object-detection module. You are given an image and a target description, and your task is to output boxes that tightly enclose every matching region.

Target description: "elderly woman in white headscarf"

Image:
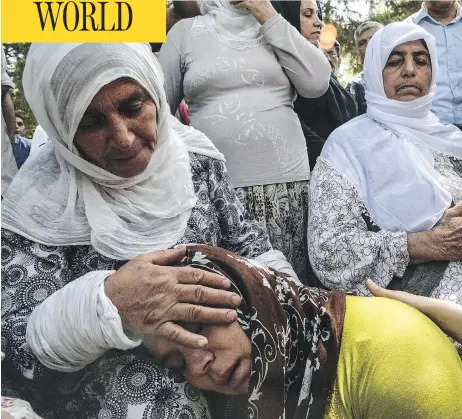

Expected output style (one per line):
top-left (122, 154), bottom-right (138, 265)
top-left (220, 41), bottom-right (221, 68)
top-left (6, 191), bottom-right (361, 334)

top-left (308, 22), bottom-right (462, 302)
top-left (158, 0), bottom-right (332, 283)
top-left (1, 43), bottom-right (295, 418)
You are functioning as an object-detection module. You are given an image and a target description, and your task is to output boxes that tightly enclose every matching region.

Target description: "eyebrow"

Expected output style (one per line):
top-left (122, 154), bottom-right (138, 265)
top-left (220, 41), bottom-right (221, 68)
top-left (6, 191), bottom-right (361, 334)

top-left (82, 91), bottom-right (148, 116)
top-left (388, 50), bottom-right (430, 59)
top-left (300, 7), bottom-right (317, 13)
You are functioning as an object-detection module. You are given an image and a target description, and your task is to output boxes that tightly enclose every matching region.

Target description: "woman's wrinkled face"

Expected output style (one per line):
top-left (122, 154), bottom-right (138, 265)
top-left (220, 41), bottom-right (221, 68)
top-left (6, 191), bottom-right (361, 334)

top-left (382, 40), bottom-right (432, 102)
top-left (73, 78), bottom-right (158, 178)
top-left (300, 0), bottom-right (324, 46)
top-left (146, 321), bottom-right (251, 396)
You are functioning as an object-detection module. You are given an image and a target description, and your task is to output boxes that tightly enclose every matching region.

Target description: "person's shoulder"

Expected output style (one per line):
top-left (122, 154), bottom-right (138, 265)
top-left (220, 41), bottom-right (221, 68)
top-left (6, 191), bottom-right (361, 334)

top-left (189, 152), bottom-right (224, 176)
top-left (327, 114), bottom-right (377, 142)
top-left (346, 74), bottom-right (364, 89)
top-left (168, 16), bottom-right (196, 37)
top-left (16, 135), bottom-right (32, 148)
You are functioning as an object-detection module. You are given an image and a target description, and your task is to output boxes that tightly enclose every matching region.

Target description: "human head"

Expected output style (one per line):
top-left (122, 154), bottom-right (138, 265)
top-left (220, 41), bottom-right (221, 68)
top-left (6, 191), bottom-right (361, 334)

top-left (144, 244), bottom-right (344, 419)
top-left (299, 0), bottom-right (324, 46)
top-left (146, 320), bottom-right (252, 395)
top-left (23, 43), bottom-right (170, 180)
top-left (271, 0), bottom-right (324, 46)
top-left (354, 21), bottom-right (384, 63)
top-left (15, 114), bottom-right (25, 135)
top-left (364, 22), bottom-right (437, 104)
top-left (382, 39), bottom-right (432, 102)
top-left (322, 40), bottom-right (341, 75)
top-left (73, 78), bottom-right (158, 177)
top-left (424, 0), bottom-right (457, 17)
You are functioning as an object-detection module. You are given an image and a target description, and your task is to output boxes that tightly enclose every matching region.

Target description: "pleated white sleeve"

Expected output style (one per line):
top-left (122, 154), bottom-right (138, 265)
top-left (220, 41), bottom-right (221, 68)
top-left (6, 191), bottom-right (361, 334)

top-left (26, 270), bottom-right (141, 373)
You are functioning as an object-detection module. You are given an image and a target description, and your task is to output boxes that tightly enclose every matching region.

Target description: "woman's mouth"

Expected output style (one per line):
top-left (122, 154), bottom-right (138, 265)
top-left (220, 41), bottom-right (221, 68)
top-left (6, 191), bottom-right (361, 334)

top-left (228, 359), bottom-right (250, 391)
top-left (397, 84), bottom-right (421, 93)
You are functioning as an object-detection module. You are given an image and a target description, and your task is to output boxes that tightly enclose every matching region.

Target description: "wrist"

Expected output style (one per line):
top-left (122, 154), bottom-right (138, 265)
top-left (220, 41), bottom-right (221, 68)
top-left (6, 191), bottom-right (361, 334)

top-left (253, 4), bottom-right (277, 25)
top-left (407, 230), bottom-right (446, 262)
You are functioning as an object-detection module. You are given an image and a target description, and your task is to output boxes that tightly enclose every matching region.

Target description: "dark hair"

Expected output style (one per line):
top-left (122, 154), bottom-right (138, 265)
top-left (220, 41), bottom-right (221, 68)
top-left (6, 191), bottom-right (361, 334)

top-left (334, 40), bottom-right (341, 57)
top-left (15, 113), bottom-right (24, 121)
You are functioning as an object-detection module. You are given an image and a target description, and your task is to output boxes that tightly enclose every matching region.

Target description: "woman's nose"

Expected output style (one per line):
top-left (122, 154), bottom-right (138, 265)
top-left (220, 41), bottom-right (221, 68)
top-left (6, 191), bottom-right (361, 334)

top-left (184, 348), bottom-right (214, 376)
top-left (108, 118), bottom-right (135, 150)
top-left (402, 58), bottom-right (417, 77)
top-left (315, 14), bottom-right (324, 28)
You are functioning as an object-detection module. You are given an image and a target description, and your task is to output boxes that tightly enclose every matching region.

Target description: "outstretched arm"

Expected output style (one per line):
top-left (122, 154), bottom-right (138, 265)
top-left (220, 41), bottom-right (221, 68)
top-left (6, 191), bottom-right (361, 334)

top-left (367, 279), bottom-right (462, 343)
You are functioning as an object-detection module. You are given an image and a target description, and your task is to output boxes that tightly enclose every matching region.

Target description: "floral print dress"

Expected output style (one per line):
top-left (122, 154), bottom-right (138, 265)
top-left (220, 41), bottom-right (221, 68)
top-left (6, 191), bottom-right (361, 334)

top-left (1, 153), bottom-right (273, 419)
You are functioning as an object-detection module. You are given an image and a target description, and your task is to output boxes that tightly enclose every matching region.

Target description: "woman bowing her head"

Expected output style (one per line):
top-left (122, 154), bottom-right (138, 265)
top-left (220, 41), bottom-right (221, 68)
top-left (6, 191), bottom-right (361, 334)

top-left (1, 42), bottom-right (295, 418)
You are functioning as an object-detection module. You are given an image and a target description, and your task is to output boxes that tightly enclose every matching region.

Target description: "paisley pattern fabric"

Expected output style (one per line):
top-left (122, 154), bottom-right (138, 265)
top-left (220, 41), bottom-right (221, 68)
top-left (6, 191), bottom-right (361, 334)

top-left (1, 153), bottom-right (271, 418)
top-left (308, 156), bottom-right (462, 303)
top-left (180, 245), bottom-right (346, 419)
top-left (235, 181), bottom-right (311, 283)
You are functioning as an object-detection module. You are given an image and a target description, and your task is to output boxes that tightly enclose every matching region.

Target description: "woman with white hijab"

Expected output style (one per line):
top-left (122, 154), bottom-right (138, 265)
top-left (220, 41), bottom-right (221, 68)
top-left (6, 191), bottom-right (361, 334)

top-left (1, 42), bottom-right (295, 418)
top-left (158, 0), bottom-right (331, 283)
top-left (308, 22), bottom-right (462, 302)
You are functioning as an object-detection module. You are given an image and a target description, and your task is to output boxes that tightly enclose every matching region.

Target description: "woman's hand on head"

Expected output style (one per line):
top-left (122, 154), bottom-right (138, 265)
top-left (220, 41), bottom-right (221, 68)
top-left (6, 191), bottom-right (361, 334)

top-left (232, 0), bottom-right (278, 25)
top-left (104, 246), bottom-right (241, 349)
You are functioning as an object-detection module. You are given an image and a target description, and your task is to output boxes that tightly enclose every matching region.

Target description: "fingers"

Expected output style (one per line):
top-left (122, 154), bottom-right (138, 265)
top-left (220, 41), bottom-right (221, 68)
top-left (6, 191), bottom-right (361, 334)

top-left (366, 279), bottom-right (386, 296)
top-left (176, 266), bottom-right (232, 289)
top-left (366, 279), bottom-right (417, 307)
top-left (136, 246), bottom-right (187, 266)
top-left (178, 284), bottom-right (241, 307)
top-left (156, 321), bottom-right (209, 349)
top-left (444, 202), bottom-right (462, 218)
top-left (172, 303), bottom-right (238, 324)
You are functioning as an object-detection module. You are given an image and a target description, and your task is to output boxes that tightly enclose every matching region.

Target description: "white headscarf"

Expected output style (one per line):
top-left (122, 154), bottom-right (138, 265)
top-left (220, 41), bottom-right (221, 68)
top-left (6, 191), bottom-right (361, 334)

top-left (321, 22), bottom-right (462, 233)
top-left (200, 0), bottom-right (262, 41)
top-left (1, 43), bottom-right (224, 260)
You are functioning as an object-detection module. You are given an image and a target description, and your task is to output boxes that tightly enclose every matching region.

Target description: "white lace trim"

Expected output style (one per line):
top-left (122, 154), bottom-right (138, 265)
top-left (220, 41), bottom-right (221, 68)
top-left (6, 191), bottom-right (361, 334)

top-left (191, 15), bottom-right (268, 52)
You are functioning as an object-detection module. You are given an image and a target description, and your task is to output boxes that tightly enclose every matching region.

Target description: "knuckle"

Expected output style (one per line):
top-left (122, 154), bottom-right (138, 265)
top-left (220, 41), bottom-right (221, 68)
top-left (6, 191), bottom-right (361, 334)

top-left (188, 305), bottom-right (201, 321)
top-left (168, 328), bottom-right (181, 342)
top-left (194, 286), bottom-right (207, 303)
top-left (192, 269), bottom-right (205, 284)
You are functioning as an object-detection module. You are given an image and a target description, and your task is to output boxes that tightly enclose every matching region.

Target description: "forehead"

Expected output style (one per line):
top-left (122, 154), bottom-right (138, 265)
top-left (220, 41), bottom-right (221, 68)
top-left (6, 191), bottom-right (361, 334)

top-left (389, 40), bottom-right (428, 55)
top-left (92, 78), bottom-right (143, 99)
top-left (358, 27), bottom-right (380, 40)
top-left (16, 117), bottom-right (23, 122)
top-left (300, 0), bottom-right (318, 11)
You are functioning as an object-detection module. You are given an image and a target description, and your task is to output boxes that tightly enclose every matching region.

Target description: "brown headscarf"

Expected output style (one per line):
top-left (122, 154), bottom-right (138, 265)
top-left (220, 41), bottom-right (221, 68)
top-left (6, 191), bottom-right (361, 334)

top-left (181, 245), bottom-right (346, 418)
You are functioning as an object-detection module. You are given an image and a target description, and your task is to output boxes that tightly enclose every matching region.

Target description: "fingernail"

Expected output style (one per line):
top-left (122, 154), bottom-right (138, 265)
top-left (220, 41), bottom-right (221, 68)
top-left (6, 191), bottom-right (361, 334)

top-left (231, 294), bottom-right (241, 306)
top-left (226, 310), bottom-right (237, 321)
top-left (222, 278), bottom-right (231, 287)
top-left (198, 338), bottom-right (207, 348)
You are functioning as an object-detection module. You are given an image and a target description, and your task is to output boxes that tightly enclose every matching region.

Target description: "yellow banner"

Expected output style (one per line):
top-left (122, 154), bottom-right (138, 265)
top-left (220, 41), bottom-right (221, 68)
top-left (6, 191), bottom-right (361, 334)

top-left (2, 0), bottom-right (166, 42)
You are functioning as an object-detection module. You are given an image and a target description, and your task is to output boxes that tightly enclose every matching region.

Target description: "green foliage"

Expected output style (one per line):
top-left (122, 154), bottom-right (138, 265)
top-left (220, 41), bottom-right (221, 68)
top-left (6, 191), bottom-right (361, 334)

top-left (321, 0), bottom-right (421, 77)
top-left (3, 43), bottom-right (36, 138)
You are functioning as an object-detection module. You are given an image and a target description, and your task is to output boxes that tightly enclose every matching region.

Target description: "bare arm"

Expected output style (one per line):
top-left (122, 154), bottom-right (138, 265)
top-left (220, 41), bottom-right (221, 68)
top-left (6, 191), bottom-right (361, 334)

top-left (2, 87), bottom-right (16, 147)
top-left (367, 279), bottom-right (462, 343)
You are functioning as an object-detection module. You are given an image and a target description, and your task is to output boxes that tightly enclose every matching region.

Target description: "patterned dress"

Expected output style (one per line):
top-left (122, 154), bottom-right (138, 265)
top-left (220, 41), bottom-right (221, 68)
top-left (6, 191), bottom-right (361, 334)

top-left (1, 153), bottom-right (272, 418)
top-left (308, 155), bottom-right (462, 303)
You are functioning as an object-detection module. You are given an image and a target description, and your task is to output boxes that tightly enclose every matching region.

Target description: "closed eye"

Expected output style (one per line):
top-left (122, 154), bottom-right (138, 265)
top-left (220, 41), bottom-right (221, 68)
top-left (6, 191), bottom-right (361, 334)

top-left (119, 100), bottom-right (144, 118)
top-left (386, 59), bottom-right (401, 68)
top-left (164, 352), bottom-right (185, 372)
